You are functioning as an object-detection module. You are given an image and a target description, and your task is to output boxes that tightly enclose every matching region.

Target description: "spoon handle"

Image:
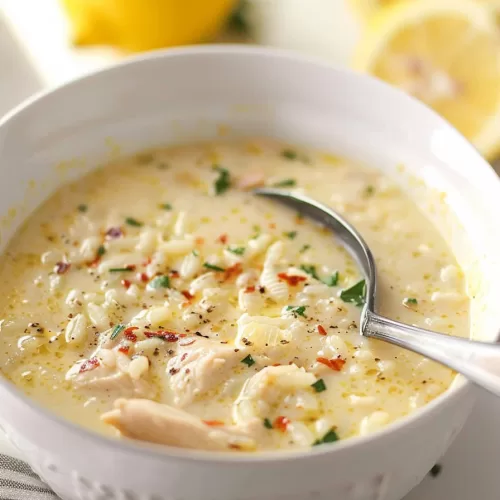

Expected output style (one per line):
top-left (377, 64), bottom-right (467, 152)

top-left (363, 310), bottom-right (500, 397)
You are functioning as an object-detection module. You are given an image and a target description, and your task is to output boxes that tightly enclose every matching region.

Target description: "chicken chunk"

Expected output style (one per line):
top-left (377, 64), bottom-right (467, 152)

top-left (66, 349), bottom-right (153, 398)
top-left (102, 398), bottom-right (258, 451)
top-left (233, 364), bottom-right (318, 425)
top-left (167, 338), bottom-right (247, 407)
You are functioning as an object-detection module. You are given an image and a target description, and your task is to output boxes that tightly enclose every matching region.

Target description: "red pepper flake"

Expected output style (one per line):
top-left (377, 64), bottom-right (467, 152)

top-left (181, 353), bottom-right (188, 361)
top-left (178, 333), bottom-right (187, 338)
top-left (224, 263), bottom-right (243, 281)
top-left (272, 363), bottom-right (281, 367)
top-left (170, 270), bottom-right (180, 278)
top-left (145, 331), bottom-right (179, 342)
top-left (274, 416), bottom-right (290, 432)
top-left (105, 227), bottom-right (123, 240)
top-left (317, 325), bottom-right (327, 336)
top-left (139, 272), bottom-right (149, 283)
top-left (195, 237), bottom-right (205, 245)
top-left (277, 272), bottom-right (307, 286)
top-left (54, 262), bottom-right (71, 274)
top-left (142, 257), bottom-right (152, 266)
top-left (181, 290), bottom-right (194, 300)
top-left (203, 420), bottom-right (225, 427)
top-left (88, 256), bottom-right (101, 268)
top-left (317, 357), bottom-right (346, 371)
top-left (244, 286), bottom-right (256, 293)
top-left (79, 357), bottom-right (100, 373)
top-left (124, 327), bottom-right (138, 342)
top-left (121, 279), bottom-right (132, 289)
top-left (125, 265), bottom-right (136, 271)
top-left (216, 233), bottom-right (228, 244)
top-left (118, 345), bottom-right (130, 355)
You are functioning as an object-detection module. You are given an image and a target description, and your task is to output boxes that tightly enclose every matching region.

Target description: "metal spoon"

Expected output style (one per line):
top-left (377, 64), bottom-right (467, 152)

top-left (255, 187), bottom-right (500, 398)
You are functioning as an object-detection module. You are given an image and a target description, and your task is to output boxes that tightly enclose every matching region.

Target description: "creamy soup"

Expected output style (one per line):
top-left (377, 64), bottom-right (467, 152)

top-left (0, 139), bottom-right (468, 452)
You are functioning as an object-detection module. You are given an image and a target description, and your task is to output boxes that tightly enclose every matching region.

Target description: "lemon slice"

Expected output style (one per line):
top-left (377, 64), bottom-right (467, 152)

top-left (348, 0), bottom-right (401, 21)
top-left (353, 0), bottom-right (500, 159)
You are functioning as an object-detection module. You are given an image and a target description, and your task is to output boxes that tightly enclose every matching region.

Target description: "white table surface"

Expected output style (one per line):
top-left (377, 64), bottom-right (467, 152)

top-left (1, 3), bottom-right (500, 499)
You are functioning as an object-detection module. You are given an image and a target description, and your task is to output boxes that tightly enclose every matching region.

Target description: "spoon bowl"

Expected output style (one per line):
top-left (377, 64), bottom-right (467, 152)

top-left (255, 187), bottom-right (500, 398)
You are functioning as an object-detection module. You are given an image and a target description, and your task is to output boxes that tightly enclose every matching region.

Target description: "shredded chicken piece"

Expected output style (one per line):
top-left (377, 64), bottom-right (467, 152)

top-left (66, 349), bottom-right (153, 398)
top-left (167, 338), bottom-right (247, 407)
top-left (102, 399), bottom-right (258, 451)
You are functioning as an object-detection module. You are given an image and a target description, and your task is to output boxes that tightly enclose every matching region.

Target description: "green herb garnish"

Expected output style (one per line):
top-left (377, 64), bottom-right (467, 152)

top-left (300, 264), bottom-right (320, 280)
top-left (284, 231), bottom-right (297, 240)
top-left (125, 217), bottom-right (143, 227)
top-left (204, 262), bottom-right (226, 272)
top-left (149, 275), bottom-right (171, 289)
top-left (109, 267), bottom-right (134, 273)
top-left (241, 354), bottom-right (255, 367)
top-left (192, 249), bottom-right (199, 257)
top-left (281, 149), bottom-right (298, 160)
top-left (97, 245), bottom-right (106, 257)
top-left (77, 204), bottom-right (88, 213)
top-left (313, 428), bottom-right (339, 446)
top-left (213, 166), bottom-right (231, 195)
top-left (160, 203), bottom-right (172, 210)
top-left (263, 418), bottom-right (273, 429)
top-left (273, 178), bottom-right (296, 188)
top-left (311, 379), bottom-right (327, 393)
top-left (286, 305), bottom-right (307, 318)
top-left (403, 297), bottom-right (418, 307)
top-left (300, 244), bottom-right (311, 253)
top-left (228, 246), bottom-right (245, 255)
top-left (110, 324), bottom-right (125, 340)
top-left (323, 271), bottom-right (339, 287)
top-left (340, 279), bottom-right (366, 307)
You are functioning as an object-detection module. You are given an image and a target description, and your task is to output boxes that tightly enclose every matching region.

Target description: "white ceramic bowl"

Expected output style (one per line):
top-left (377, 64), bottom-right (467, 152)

top-left (0, 46), bottom-right (499, 500)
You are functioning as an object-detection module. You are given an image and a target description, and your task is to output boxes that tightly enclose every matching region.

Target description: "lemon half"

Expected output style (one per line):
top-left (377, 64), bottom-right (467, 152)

top-left (353, 0), bottom-right (500, 159)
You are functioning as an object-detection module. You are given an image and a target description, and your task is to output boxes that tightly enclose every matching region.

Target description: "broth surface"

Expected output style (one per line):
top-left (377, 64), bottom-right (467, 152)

top-left (0, 139), bottom-right (469, 451)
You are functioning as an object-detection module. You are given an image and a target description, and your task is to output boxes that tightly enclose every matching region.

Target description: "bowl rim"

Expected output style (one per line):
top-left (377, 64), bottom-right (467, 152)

top-left (0, 43), bottom-right (495, 464)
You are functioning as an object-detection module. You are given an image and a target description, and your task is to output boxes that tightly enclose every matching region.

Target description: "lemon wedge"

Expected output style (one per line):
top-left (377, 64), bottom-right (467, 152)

top-left (61, 0), bottom-right (238, 52)
top-left (353, 0), bottom-right (500, 159)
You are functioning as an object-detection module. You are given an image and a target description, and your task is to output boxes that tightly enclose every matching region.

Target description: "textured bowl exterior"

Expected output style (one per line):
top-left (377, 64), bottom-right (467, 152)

top-left (0, 46), bottom-right (498, 500)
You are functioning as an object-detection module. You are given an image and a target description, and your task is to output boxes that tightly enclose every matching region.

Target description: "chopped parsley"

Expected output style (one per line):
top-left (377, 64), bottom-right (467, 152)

top-left (286, 305), bottom-right (307, 318)
top-left (323, 271), bottom-right (339, 287)
top-left (241, 354), bottom-right (255, 367)
top-left (97, 245), bottom-right (106, 257)
top-left (284, 231), bottom-right (297, 240)
top-left (192, 249), bottom-right (199, 257)
top-left (213, 165), bottom-right (231, 195)
top-left (228, 246), bottom-right (245, 255)
top-left (273, 178), bottom-right (297, 188)
top-left (110, 324), bottom-right (125, 340)
top-left (204, 262), bottom-right (226, 272)
top-left (77, 204), bottom-right (88, 213)
top-left (160, 203), bottom-right (172, 210)
top-left (311, 378), bottom-right (327, 393)
top-left (125, 217), bottom-right (143, 227)
top-left (313, 428), bottom-right (339, 446)
top-left (281, 149), bottom-right (298, 160)
top-left (149, 275), bottom-right (171, 289)
top-left (404, 297), bottom-right (418, 306)
top-left (300, 264), bottom-right (320, 280)
top-left (263, 418), bottom-right (273, 429)
top-left (340, 279), bottom-right (366, 307)
top-left (299, 244), bottom-right (311, 253)
top-left (109, 267), bottom-right (134, 273)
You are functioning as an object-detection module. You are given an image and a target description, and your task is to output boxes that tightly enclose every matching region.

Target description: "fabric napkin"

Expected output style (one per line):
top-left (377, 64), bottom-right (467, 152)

top-left (0, 454), bottom-right (58, 500)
